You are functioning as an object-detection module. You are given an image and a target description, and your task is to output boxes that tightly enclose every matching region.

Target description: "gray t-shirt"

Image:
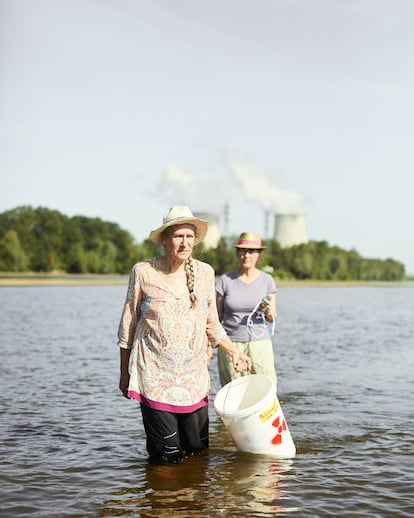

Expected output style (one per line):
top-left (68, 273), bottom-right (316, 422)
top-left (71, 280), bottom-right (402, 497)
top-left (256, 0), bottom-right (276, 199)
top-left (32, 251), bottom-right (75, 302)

top-left (215, 270), bottom-right (277, 342)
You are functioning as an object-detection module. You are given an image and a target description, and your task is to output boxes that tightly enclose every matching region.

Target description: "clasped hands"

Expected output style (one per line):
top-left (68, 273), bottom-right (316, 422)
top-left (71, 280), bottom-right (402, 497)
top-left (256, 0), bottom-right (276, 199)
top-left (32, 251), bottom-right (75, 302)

top-left (231, 350), bottom-right (252, 373)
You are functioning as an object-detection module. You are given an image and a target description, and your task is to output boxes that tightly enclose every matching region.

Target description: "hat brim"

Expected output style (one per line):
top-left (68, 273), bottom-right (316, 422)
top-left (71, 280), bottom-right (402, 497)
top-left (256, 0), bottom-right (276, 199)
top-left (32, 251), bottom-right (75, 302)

top-left (149, 217), bottom-right (209, 245)
top-left (233, 244), bottom-right (266, 249)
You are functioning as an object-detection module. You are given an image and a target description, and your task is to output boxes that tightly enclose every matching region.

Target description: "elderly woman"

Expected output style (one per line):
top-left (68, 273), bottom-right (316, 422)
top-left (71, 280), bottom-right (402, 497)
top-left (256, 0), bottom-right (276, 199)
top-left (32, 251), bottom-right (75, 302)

top-left (117, 205), bottom-right (251, 464)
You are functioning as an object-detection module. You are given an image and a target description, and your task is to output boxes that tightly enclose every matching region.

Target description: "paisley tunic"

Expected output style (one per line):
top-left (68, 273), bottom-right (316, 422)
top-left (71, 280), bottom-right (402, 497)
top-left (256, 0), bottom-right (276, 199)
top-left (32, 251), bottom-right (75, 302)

top-left (117, 258), bottom-right (228, 413)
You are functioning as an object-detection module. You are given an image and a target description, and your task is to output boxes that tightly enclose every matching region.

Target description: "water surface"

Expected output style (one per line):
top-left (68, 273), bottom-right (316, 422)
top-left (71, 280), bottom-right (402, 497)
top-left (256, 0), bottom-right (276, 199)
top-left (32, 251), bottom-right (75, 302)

top-left (0, 285), bottom-right (413, 516)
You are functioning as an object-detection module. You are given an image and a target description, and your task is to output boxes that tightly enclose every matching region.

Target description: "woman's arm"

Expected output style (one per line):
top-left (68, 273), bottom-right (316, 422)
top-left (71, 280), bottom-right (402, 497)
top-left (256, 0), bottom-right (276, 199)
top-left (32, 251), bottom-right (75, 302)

top-left (205, 265), bottom-right (251, 372)
top-left (218, 339), bottom-right (252, 373)
top-left (216, 292), bottom-right (224, 321)
top-left (117, 264), bottom-right (142, 347)
top-left (117, 263), bottom-right (142, 397)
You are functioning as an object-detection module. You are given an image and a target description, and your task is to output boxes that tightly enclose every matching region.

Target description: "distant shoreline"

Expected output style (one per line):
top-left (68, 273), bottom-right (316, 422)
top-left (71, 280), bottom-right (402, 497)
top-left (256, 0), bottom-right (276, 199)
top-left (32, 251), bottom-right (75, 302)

top-left (0, 273), bottom-right (412, 288)
top-left (0, 273), bottom-right (128, 286)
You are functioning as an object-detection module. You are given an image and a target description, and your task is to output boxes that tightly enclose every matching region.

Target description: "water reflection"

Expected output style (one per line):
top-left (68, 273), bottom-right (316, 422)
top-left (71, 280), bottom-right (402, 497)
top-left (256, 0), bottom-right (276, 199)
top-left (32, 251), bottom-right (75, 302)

top-left (206, 452), bottom-right (296, 516)
top-left (98, 449), bottom-right (296, 516)
top-left (99, 455), bottom-right (210, 516)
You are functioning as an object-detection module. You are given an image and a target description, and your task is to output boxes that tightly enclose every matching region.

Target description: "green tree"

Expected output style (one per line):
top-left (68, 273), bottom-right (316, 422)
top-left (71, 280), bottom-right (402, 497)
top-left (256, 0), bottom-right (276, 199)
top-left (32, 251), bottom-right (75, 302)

top-left (0, 206), bottom-right (406, 280)
top-left (66, 243), bottom-right (88, 273)
top-left (0, 230), bottom-right (28, 271)
top-left (287, 244), bottom-right (314, 279)
top-left (208, 237), bottom-right (238, 275)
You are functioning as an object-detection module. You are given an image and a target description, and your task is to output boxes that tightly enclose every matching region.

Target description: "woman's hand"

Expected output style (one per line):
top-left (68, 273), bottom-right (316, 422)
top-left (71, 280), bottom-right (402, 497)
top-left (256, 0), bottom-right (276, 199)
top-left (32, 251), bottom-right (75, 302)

top-left (218, 339), bottom-right (251, 372)
top-left (259, 303), bottom-right (272, 322)
top-left (231, 350), bottom-right (252, 373)
top-left (119, 348), bottom-right (131, 398)
top-left (119, 373), bottom-right (130, 398)
top-left (259, 294), bottom-right (276, 322)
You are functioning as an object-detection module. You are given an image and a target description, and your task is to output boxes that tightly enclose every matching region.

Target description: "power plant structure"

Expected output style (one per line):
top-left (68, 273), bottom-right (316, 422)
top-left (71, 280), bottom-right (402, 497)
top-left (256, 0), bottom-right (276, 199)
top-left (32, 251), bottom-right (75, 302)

top-left (273, 213), bottom-right (308, 248)
top-left (193, 209), bottom-right (307, 249)
top-left (193, 211), bottom-right (221, 249)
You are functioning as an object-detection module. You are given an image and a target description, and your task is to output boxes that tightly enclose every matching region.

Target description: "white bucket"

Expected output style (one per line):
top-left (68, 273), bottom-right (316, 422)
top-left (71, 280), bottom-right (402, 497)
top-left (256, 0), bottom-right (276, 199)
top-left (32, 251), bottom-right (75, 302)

top-left (214, 374), bottom-right (296, 458)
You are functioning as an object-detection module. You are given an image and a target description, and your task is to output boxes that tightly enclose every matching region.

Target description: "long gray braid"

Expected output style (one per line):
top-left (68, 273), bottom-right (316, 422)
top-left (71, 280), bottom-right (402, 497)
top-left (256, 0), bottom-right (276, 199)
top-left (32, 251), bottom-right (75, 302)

top-left (185, 257), bottom-right (197, 307)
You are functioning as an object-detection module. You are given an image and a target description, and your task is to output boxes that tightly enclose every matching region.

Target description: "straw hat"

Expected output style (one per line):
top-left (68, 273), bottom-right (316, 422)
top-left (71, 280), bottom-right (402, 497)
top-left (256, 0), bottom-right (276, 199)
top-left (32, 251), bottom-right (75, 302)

top-left (233, 231), bottom-right (266, 249)
top-left (149, 205), bottom-right (209, 245)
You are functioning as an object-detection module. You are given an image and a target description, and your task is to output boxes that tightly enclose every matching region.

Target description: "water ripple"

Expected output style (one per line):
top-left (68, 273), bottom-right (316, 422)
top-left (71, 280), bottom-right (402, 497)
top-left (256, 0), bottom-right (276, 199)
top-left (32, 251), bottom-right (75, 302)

top-left (0, 286), bottom-right (413, 517)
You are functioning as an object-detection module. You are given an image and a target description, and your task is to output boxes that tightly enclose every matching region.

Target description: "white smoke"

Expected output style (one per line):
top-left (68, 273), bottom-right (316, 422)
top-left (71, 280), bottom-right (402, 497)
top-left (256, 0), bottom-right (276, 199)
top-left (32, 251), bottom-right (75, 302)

top-left (154, 154), bottom-right (309, 221)
top-left (154, 164), bottom-right (232, 215)
top-left (221, 153), bottom-right (309, 214)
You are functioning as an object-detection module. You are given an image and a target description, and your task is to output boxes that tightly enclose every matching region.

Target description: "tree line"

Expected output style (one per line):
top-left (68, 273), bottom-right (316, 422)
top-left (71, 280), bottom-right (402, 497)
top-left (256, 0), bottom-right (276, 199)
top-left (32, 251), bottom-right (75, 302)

top-left (0, 206), bottom-right (405, 281)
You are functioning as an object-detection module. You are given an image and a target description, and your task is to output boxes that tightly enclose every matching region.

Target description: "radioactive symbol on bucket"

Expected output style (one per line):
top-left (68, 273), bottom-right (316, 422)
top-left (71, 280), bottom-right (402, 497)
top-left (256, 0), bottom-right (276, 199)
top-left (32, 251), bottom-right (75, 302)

top-left (271, 415), bottom-right (287, 445)
top-left (214, 374), bottom-right (296, 458)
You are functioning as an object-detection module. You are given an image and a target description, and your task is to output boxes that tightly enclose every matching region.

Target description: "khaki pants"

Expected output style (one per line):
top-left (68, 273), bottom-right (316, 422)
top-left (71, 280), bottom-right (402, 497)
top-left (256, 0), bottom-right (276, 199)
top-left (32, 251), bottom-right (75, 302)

top-left (217, 339), bottom-right (277, 387)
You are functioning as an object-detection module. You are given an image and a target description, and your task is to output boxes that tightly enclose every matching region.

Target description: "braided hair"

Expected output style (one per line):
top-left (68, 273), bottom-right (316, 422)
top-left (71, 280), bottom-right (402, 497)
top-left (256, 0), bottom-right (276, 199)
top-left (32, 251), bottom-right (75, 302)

top-left (185, 257), bottom-right (197, 307)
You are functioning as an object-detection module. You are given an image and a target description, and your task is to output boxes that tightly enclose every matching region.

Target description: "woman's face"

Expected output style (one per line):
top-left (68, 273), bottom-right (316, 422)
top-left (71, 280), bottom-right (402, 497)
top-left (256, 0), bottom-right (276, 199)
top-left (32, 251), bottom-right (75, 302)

top-left (163, 224), bottom-right (196, 260)
top-left (237, 248), bottom-right (261, 268)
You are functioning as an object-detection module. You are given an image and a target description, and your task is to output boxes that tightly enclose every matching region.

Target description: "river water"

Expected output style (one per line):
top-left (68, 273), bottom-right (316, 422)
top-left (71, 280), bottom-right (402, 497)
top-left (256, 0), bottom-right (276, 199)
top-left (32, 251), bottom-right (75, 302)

top-left (0, 284), bottom-right (412, 517)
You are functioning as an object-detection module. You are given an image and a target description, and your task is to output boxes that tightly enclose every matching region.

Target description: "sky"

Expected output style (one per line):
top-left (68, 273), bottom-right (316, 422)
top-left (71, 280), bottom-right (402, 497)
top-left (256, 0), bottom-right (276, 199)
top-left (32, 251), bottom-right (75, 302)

top-left (1, 0), bottom-right (414, 273)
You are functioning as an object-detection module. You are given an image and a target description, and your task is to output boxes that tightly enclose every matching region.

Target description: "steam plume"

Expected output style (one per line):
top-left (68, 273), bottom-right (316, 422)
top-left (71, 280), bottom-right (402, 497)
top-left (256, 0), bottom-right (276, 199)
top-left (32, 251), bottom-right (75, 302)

top-left (155, 164), bottom-right (231, 214)
top-left (221, 153), bottom-right (309, 214)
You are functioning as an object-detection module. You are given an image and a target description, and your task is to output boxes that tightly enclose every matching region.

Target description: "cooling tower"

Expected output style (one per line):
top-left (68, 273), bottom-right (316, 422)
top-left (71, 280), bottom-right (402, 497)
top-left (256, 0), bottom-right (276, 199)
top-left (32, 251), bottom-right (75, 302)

top-left (193, 212), bottom-right (221, 249)
top-left (273, 214), bottom-right (307, 248)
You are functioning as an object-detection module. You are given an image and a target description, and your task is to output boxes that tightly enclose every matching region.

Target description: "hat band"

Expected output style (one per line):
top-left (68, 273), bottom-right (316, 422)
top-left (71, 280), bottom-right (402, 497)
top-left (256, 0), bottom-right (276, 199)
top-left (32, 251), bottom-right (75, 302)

top-left (237, 239), bottom-right (262, 247)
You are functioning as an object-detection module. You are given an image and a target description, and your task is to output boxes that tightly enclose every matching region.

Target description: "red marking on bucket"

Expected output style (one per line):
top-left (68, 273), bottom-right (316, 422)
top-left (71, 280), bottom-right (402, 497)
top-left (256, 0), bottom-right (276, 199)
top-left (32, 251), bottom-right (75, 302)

top-left (272, 434), bottom-right (282, 445)
top-left (271, 417), bottom-right (287, 445)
